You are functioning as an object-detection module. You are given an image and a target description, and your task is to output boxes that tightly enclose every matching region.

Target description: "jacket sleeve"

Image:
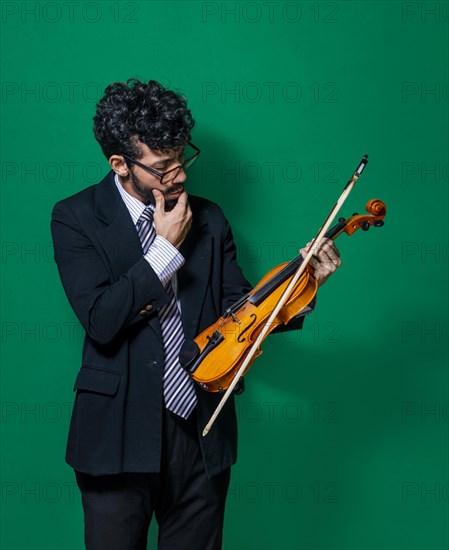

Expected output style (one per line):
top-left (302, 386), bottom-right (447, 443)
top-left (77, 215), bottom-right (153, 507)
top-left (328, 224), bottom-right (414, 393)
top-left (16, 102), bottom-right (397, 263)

top-left (51, 201), bottom-right (170, 345)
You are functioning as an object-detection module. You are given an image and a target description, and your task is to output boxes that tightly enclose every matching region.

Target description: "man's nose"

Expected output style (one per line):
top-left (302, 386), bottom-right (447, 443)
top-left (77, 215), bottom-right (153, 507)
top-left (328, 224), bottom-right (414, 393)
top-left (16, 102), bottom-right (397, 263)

top-left (173, 167), bottom-right (187, 184)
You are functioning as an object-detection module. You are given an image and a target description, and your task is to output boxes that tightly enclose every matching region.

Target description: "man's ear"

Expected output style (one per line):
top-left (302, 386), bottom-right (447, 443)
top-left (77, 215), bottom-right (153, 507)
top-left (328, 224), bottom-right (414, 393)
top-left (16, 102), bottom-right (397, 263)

top-left (109, 155), bottom-right (128, 177)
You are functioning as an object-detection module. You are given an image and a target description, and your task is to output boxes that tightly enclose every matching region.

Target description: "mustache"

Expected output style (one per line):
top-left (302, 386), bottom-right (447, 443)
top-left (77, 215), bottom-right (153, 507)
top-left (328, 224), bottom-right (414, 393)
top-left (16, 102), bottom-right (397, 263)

top-left (163, 184), bottom-right (184, 196)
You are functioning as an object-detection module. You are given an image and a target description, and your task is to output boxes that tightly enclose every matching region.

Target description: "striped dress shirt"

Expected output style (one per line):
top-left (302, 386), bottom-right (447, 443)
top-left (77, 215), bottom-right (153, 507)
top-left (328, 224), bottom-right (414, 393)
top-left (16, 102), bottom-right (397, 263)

top-left (114, 174), bottom-right (184, 296)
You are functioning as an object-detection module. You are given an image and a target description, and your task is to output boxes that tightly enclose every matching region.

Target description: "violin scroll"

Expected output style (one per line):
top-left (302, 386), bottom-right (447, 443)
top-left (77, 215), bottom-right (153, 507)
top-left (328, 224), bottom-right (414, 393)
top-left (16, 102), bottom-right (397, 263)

top-left (340, 198), bottom-right (386, 237)
top-left (366, 198), bottom-right (387, 217)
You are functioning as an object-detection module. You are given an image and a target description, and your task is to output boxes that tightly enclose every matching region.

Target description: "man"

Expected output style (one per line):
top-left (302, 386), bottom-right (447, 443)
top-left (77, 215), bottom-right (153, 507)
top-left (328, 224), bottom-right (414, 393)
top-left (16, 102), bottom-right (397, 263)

top-left (51, 79), bottom-right (341, 550)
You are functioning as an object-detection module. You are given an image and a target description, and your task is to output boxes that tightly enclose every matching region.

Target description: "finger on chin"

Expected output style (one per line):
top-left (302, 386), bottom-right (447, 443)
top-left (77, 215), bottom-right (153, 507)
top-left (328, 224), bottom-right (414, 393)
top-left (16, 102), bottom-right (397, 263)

top-left (153, 189), bottom-right (164, 204)
top-left (172, 195), bottom-right (186, 211)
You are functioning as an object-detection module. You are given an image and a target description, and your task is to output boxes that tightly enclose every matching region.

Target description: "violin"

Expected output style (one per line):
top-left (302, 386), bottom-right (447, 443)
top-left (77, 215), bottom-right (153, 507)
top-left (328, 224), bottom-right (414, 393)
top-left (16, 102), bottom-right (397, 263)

top-left (179, 154), bottom-right (386, 435)
top-left (181, 198), bottom-right (387, 393)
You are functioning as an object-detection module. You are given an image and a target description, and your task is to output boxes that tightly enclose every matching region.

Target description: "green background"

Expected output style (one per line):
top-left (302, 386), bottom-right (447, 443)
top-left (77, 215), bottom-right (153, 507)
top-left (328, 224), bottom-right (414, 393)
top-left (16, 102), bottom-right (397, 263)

top-left (1, 1), bottom-right (448, 549)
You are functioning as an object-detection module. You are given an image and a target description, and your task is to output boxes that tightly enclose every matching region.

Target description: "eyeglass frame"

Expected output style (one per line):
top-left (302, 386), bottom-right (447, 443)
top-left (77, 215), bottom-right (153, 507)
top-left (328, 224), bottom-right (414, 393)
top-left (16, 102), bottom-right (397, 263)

top-left (122, 142), bottom-right (200, 185)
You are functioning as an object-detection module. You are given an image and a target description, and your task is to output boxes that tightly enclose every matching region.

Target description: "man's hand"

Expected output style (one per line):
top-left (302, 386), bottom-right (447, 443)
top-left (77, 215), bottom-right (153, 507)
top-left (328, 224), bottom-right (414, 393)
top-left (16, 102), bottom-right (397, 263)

top-left (152, 189), bottom-right (192, 249)
top-left (300, 237), bottom-right (342, 287)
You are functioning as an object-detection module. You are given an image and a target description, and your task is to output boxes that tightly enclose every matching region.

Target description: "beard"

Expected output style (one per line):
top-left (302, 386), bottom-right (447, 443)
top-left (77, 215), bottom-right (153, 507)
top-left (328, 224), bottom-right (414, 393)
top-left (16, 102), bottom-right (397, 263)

top-left (130, 172), bottom-right (183, 211)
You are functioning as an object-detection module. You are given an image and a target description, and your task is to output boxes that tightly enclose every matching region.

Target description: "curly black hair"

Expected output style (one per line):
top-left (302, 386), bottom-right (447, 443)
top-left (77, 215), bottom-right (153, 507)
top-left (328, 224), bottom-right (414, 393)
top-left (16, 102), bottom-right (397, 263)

top-left (93, 79), bottom-right (195, 159)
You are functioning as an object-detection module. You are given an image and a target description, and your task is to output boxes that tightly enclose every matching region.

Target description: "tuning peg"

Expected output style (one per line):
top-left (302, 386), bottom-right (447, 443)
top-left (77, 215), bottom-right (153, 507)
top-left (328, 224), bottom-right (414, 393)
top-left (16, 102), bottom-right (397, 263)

top-left (338, 217), bottom-right (345, 222)
top-left (374, 220), bottom-right (384, 227)
top-left (361, 221), bottom-right (370, 231)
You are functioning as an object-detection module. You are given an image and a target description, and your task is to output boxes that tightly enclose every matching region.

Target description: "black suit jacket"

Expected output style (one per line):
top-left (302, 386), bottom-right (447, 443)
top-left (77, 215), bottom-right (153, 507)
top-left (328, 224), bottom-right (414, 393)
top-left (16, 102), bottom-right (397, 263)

top-left (51, 171), bottom-right (253, 478)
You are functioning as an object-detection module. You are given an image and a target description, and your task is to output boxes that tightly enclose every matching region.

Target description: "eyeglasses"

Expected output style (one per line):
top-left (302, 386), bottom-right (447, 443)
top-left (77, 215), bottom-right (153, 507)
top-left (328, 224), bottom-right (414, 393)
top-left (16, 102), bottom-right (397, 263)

top-left (123, 142), bottom-right (200, 185)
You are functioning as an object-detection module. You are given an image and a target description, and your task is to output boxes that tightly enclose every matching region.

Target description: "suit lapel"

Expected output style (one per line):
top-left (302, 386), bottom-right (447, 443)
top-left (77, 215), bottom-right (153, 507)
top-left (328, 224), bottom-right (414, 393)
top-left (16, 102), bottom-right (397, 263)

top-left (93, 172), bottom-right (162, 339)
top-left (93, 172), bottom-right (143, 272)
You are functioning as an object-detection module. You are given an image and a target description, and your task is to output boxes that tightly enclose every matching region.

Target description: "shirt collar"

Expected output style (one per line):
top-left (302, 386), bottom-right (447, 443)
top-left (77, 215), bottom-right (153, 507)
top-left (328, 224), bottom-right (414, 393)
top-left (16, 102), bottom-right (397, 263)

top-left (114, 173), bottom-right (150, 225)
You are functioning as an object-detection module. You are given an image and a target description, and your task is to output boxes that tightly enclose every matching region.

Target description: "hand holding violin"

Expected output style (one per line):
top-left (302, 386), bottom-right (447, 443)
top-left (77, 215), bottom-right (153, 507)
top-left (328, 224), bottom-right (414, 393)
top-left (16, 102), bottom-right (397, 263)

top-left (300, 238), bottom-right (342, 287)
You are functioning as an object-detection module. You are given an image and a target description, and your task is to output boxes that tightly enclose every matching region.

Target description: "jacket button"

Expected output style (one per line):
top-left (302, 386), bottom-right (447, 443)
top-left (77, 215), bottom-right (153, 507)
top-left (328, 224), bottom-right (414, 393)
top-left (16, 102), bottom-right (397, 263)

top-left (145, 304), bottom-right (153, 311)
top-left (139, 309), bottom-right (147, 316)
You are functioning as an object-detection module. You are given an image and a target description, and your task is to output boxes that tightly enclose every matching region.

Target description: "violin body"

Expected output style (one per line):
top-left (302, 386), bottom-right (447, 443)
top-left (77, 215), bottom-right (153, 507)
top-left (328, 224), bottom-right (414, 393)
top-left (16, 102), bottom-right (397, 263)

top-left (190, 265), bottom-right (318, 392)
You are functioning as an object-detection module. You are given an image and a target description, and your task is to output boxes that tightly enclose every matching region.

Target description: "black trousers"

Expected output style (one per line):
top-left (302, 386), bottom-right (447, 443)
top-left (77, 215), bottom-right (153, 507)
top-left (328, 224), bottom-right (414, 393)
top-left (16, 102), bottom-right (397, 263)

top-left (74, 409), bottom-right (231, 550)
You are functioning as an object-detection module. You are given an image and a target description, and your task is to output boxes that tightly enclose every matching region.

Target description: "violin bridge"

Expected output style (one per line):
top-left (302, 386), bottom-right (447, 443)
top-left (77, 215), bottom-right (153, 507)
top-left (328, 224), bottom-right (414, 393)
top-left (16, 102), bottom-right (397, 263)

top-left (230, 312), bottom-right (241, 324)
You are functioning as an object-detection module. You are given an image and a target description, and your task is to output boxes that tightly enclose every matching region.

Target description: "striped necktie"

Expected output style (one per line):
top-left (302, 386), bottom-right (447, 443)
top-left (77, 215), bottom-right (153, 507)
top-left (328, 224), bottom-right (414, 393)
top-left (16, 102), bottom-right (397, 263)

top-left (136, 205), bottom-right (197, 419)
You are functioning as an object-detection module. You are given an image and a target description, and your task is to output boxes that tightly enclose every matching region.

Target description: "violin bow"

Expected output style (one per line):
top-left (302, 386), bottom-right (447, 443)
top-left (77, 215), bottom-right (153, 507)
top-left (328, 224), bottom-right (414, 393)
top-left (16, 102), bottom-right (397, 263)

top-left (202, 154), bottom-right (369, 436)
